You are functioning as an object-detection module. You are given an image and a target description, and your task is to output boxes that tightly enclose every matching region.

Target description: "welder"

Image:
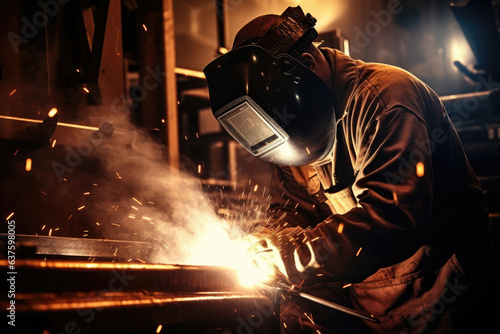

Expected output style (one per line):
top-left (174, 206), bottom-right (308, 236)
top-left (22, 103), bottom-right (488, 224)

top-left (204, 7), bottom-right (493, 334)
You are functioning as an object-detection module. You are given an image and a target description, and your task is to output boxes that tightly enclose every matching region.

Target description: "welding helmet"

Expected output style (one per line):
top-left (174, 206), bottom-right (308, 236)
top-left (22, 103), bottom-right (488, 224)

top-left (203, 6), bottom-right (336, 166)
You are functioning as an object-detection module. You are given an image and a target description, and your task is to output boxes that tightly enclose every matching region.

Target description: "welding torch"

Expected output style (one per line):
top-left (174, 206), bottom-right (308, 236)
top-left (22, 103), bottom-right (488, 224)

top-left (253, 249), bottom-right (381, 324)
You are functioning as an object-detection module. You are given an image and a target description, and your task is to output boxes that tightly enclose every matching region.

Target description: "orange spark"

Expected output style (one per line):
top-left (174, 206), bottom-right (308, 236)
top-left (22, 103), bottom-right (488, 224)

top-left (392, 190), bottom-right (398, 205)
top-left (41, 225), bottom-right (46, 230)
top-left (25, 158), bottom-right (32, 171)
top-left (76, 69), bottom-right (80, 72)
top-left (304, 313), bottom-right (314, 324)
top-left (161, 119), bottom-right (165, 123)
top-left (84, 192), bottom-right (90, 195)
top-left (253, 184), bottom-right (258, 192)
top-left (6, 212), bottom-right (14, 220)
top-left (49, 229), bottom-right (52, 236)
top-left (51, 139), bottom-right (57, 148)
top-left (78, 205), bottom-right (85, 210)
top-left (342, 283), bottom-right (352, 288)
top-left (48, 108), bottom-right (58, 117)
top-left (142, 24), bottom-right (147, 31)
top-left (337, 223), bottom-right (344, 234)
top-left (83, 87), bottom-right (90, 93)
top-left (356, 247), bottom-right (362, 256)
top-left (197, 164), bottom-right (202, 174)
top-left (9, 89), bottom-right (17, 96)
top-left (416, 162), bottom-right (425, 177)
top-left (156, 324), bottom-right (162, 333)
top-left (306, 147), bottom-right (311, 154)
top-left (132, 197), bottom-right (142, 205)
top-left (40, 191), bottom-right (47, 195)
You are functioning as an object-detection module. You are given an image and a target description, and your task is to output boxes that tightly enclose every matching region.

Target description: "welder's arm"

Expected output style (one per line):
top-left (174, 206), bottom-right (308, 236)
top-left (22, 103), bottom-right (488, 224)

top-left (265, 165), bottom-right (333, 230)
top-left (263, 107), bottom-right (434, 285)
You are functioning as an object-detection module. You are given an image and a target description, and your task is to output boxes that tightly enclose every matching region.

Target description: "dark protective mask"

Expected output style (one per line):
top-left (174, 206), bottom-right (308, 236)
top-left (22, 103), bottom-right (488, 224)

top-left (203, 6), bottom-right (336, 166)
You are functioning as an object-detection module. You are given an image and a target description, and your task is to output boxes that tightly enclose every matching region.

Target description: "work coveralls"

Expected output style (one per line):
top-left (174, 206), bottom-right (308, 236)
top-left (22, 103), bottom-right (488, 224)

top-left (266, 48), bottom-right (493, 333)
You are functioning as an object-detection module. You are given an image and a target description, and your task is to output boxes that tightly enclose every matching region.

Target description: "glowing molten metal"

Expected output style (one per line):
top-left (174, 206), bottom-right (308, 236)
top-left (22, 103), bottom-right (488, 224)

top-left (187, 223), bottom-right (274, 287)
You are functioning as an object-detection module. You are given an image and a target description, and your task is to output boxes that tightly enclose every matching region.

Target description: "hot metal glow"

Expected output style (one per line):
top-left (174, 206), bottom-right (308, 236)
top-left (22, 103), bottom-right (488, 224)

top-left (188, 223), bottom-right (274, 287)
top-left (356, 247), bottom-right (362, 256)
top-left (416, 162), bottom-right (425, 177)
top-left (48, 108), bottom-right (58, 117)
top-left (337, 223), bottom-right (344, 234)
top-left (0, 115), bottom-right (100, 131)
top-left (25, 158), bottom-right (32, 171)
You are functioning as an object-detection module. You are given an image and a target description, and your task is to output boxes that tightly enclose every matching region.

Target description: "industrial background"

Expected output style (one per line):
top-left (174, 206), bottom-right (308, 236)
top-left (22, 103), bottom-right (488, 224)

top-left (0, 0), bottom-right (499, 333)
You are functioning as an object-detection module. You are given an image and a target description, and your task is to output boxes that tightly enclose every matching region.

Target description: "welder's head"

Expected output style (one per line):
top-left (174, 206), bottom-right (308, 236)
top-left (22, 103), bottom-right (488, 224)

top-left (232, 14), bottom-right (280, 49)
top-left (203, 6), bottom-right (336, 166)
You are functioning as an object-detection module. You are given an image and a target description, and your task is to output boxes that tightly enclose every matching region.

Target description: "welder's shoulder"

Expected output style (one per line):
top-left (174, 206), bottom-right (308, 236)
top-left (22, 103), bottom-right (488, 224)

top-left (356, 61), bottom-right (432, 112)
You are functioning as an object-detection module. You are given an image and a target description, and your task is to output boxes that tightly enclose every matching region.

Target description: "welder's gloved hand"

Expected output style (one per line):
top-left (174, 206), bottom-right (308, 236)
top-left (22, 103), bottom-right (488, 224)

top-left (248, 226), bottom-right (321, 286)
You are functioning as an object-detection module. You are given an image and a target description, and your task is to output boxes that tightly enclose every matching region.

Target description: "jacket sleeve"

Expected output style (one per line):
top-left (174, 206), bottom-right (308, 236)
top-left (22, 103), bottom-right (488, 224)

top-left (267, 107), bottom-right (434, 284)
top-left (266, 165), bottom-right (334, 230)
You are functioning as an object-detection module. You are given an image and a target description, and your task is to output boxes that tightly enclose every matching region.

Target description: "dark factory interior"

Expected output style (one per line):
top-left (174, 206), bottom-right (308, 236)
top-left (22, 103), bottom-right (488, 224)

top-left (1, 0), bottom-right (500, 333)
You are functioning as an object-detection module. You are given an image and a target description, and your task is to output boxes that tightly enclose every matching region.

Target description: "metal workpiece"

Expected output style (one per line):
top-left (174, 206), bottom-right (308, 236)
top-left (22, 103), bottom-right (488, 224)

top-left (1, 259), bottom-right (242, 294)
top-left (1, 259), bottom-right (277, 333)
top-left (0, 234), bottom-right (153, 261)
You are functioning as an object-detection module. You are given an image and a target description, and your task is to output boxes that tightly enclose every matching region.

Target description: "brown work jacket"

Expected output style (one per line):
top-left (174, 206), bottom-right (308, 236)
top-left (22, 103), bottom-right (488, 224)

top-left (266, 48), bottom-right (492, 333)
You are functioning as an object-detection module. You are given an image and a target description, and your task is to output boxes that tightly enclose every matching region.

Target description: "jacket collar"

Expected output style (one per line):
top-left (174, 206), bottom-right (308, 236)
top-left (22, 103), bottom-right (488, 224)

top-left (320, 48), bottom-right (360, 121)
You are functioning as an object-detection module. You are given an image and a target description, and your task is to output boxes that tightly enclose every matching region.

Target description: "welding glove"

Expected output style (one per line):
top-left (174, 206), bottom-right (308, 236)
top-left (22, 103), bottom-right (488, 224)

top-left (248, 226), bottom-right (321, 286)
